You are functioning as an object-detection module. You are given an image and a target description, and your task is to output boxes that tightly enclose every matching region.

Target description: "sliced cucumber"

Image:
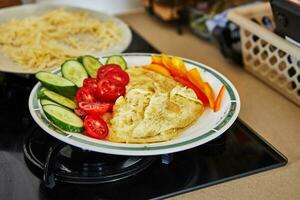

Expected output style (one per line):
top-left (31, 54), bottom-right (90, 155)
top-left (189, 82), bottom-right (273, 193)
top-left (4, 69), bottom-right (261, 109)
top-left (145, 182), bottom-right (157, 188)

top-left (80, 55), bottom-right (103, 78)
top-left (106, 55), bottom-right (127, 70)
top-left (43, 105), bottom-right (83, 133)
top-left (61, 60), bottom-right (88, 87)
top-left (40, 99), bottom-right (59, 106)
top-left (36, 72), bottom-right (77, 98)
top-left (77, 55), bottom-right (84, 63)
top-left (39, 89), bottom-right (76, 109)
top-left (37, 87), bottom-right (47, 99)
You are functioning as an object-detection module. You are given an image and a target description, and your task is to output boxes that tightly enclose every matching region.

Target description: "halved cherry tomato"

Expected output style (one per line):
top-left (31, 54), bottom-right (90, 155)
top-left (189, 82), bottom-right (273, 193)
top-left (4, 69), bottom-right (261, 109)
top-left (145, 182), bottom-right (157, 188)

top-left (78, 101), bottom-right (111, 115)
top-left (106, 102), bottom-right (114, 112)
top-left (75, 87), bottom-right (96, 104)
top-left (97, 79), bottom-right (125, 102)
top-left (173, 76), bottom-right (209, 106)
top-left (97, 64), bottom-right (122, 80)
top-left (105, 69), bottom-right (129, 86)
top-left (83, 78), bottom-right (98, 93)
top-left (74, 107), bottom-right (87, 119)
top-left (84, 115), bottom-right (108, 139)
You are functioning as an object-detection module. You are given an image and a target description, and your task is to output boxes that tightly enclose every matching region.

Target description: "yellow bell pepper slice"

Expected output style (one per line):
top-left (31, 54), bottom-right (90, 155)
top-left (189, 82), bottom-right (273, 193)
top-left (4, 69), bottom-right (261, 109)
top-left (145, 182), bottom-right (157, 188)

top-left (161, 54), bottom-right (172, 68)
top-left (144, 64), bottom-right (171, 77)
top-left (151, 55), bottom-right (163, 65)
top-left (161, 54), bottom-right (179, 76)
top-left (171, 56), bottom-right (187, 77)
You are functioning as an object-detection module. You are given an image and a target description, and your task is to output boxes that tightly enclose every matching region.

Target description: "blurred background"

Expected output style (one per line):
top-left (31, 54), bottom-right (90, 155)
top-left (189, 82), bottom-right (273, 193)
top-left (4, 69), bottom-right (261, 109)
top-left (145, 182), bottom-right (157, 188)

top-left (0, 0), bottom-right (268, 66)
top-left (1, 0), bottom-right (265, 15)
top-left (0, 0), bottom-right (144, 14)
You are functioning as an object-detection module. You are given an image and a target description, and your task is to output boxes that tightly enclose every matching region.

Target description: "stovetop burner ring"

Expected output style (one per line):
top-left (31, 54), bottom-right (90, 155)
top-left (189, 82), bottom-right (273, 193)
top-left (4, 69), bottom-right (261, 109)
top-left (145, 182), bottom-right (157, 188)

top-left (23, 127), bottom-right (156, 187)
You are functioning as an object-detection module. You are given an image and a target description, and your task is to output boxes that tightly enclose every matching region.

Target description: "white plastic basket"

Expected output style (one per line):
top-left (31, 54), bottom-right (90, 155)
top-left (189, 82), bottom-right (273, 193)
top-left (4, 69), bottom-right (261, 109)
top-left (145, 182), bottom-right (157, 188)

top-left (228, 3), bottom-right (300, 106)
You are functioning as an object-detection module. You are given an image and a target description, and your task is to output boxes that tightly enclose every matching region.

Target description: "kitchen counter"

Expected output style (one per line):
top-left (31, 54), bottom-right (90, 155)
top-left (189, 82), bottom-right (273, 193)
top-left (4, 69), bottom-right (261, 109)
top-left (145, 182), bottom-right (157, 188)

top-left (119, 11), bottom-right (300, 200)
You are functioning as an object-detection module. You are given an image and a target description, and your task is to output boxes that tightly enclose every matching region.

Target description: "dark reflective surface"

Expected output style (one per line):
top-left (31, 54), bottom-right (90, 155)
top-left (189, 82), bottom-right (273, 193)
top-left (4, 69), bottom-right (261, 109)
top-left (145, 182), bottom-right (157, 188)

top-left (24, 128), bottom-right (156, 185)
top-left (0, 29), bottom-right (287, 200)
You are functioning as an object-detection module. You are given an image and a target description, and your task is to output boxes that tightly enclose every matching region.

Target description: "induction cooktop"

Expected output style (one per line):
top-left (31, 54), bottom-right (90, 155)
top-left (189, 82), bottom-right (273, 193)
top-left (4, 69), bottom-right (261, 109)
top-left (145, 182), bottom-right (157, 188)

top-left (0, 29), bottom-right (287, 200)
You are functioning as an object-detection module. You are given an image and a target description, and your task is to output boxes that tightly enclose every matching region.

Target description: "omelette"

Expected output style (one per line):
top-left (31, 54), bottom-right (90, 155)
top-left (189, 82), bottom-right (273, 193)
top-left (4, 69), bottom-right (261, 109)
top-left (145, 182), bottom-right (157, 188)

top-left (107, 67), bottom-right (204, 143)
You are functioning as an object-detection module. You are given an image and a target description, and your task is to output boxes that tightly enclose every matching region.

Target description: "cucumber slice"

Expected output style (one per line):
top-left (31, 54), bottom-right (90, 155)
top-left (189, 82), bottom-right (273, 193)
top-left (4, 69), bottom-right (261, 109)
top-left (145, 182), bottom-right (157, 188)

top-left (39, 89), bottom-right (76, 109)
top-left (61, 60), bottom-right (88, 87)
top-left (80, 55), bottom-right (103, 78)
top-left (36, 72), bottom-right (77, 98)
top-left (37, 87), bottom-right (47, 99)
top-left (106, 55), bottom-right (127, 70)
top-left (77, 55), bottom-right (84, 63)
top-left (40, 99), bottom-right (59, 106)
top-left (43, 105), bottom-right (83, 133)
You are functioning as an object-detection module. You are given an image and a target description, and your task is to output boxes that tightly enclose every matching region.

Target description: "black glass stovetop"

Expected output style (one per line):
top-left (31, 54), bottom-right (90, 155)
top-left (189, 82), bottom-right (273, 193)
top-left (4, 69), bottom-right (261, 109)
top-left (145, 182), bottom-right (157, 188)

top-left (0, 29), bottom-right (287, 200)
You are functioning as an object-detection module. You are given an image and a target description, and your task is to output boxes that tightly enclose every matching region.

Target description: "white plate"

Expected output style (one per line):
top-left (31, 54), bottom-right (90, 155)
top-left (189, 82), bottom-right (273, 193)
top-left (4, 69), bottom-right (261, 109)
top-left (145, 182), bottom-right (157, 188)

top-left (0, 3), bottom-right (132, 74)
top-left (28, 53), bottom-right (240, 156)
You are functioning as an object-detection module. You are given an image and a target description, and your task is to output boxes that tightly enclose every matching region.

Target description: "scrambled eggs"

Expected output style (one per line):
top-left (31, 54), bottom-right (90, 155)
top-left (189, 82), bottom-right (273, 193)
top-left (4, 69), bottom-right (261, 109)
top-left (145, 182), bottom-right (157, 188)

top-left (107, 67), bottom-right (204, 143)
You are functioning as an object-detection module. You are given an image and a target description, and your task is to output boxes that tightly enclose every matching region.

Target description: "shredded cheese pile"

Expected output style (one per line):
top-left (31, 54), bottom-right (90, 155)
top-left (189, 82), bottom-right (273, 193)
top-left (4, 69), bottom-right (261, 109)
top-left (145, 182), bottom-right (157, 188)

top-left (0, 9), bottom-right (121, 70)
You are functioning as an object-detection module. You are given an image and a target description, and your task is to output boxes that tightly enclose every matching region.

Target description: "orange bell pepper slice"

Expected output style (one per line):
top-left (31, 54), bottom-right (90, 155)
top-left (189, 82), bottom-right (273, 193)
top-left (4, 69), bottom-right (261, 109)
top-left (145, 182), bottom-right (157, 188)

top-left (173, 76), bottom-right (209, 106)
top-left (187, 68), bottom-right (204, 90)
top-left (162, 54), bottom-right (188, 77)
top-left (186, 68), bottom-right (214, 108)
top-left (203, 82), bottom-right (215, 109)
top-left (214, 85), bottom-right (225, 112)
top-left (144, 64), bottom-right (171, 77)
top-left (149, 54), bottom-right (218, 110)
top-left (151, 55), bottom-right (163, 65)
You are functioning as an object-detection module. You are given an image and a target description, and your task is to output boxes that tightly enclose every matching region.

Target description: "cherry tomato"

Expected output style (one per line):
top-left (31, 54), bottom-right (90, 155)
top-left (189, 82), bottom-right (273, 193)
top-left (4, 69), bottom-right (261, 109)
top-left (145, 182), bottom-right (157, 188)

top-left (97, 79), bottom-right (125, 102)
top-left (84, 115), bottom-right (108, 139)
top-left (97, 64), bottom-right (122, 80)
top-left (75, 87), bottom-right (96, 104)
top-left (83, 78), bottom-right (98, 93)
top-left (74, 107), bottom-right (87, 119)
top-left (78, 101), bottom-right (111, 115)
top-left (107, 102), bottom-right (114, 112)
top-left (105, 69), bottom-right (129, 86)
